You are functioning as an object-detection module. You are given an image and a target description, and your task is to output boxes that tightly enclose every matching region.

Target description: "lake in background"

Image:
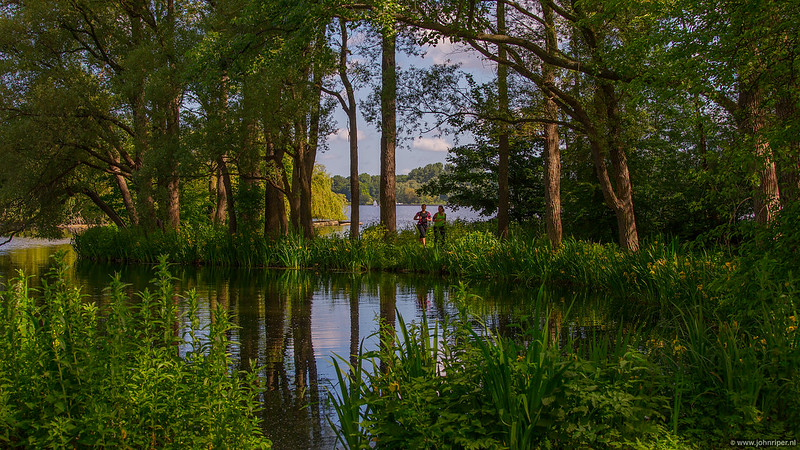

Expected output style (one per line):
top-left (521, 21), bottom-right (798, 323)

top-left (343, 204), bottom-right (486, 230)
top-left (0, 236), bottom-right (622, 450)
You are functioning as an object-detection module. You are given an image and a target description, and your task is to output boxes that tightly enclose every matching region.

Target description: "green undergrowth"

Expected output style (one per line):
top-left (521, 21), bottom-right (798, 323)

top-left (0, 254), bottom-right (271, 448)
top-left (330, 279), bottom-right (799, 449)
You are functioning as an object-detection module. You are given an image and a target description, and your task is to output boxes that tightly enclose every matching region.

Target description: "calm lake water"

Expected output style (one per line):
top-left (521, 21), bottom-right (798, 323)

top-left (0, 237), bottom-right (624, 449)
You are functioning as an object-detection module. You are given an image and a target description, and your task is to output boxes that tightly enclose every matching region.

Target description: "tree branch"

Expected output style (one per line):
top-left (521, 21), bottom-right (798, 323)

top-left (396, 15), bottom-right (631, 81)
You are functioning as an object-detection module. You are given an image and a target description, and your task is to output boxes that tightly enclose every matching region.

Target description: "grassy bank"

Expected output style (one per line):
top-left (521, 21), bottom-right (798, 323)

top-left (74, 223), bottom-right (731, 303)
top-left (330, 278), bottom-right (799, 449)
top-left (0, 255), bottom-right (272, 448)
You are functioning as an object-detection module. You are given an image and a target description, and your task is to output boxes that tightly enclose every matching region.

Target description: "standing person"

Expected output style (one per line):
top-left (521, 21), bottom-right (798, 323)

top-left (432, 205), bottom-right (446, 247)
top-left (413, 204), bottom-right (432, 247)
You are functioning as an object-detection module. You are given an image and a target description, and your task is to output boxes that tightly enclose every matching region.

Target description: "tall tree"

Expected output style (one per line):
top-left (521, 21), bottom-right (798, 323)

top-left (322, 18), bottom-right (361, 239)
top-left (540, 0), bottom-right (562, 247)
top-left (496, 0), bottom-right (510, 240)
top-left (665, 0), bottom-right (800, 224)
top-left (380, 30), bottom-right (397, 235)
top-left (393, 0), bottom-right (648, 249)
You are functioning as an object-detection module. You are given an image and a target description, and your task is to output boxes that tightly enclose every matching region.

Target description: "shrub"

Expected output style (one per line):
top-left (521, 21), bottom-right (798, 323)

top-left (0, 253), bottom-right (271, 448)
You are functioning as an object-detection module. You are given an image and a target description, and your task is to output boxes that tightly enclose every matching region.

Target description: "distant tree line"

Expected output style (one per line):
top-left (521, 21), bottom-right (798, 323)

top-left (331, 163), bottom-right (446, 205)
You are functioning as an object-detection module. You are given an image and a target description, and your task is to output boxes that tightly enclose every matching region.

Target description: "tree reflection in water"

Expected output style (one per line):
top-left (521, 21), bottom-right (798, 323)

top-left (1, 242), bottom-right (633, 450)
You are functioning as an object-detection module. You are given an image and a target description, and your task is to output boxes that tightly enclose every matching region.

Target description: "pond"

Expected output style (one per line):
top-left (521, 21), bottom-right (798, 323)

top-left (0, 238), bottom-right (628, 449)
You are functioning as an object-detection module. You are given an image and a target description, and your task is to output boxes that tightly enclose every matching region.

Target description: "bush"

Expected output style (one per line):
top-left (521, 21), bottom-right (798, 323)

top-left (0, 253), bottom-right (271, 448)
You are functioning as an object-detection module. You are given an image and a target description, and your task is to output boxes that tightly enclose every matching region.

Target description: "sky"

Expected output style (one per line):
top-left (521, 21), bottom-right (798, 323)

top-left (318, 38), bottom-right (495, 177)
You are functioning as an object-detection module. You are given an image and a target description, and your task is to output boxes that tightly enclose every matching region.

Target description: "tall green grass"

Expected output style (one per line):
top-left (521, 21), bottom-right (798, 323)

top-left (329, 274), bottom-right (799, 449)
top-left (0, 253), bottom-right (271, 448)
top-left (74, 225), bottom-right (731, 308)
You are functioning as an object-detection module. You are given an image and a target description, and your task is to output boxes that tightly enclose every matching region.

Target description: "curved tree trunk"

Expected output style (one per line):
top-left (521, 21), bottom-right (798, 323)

top-left (338, 19), bottom-right (360, 240)
top-left (589, 83), bottom-right (639, 251)
top-left (83, 188), bottom-right (126, 228)
top-left (109, 151), bottom-right (139, 226)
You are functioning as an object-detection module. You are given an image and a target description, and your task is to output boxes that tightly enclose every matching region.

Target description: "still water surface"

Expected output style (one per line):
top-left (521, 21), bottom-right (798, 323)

top-left (0, 237), bottom-right (621, 449)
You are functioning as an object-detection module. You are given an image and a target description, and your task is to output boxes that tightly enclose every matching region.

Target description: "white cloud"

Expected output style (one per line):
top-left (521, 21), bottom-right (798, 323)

top-left (328, 128), bottom-right (366, 142)
top-left (412, 137), bottom-right (452, 152)
top-left (421, 37), bottom-right (493, 71)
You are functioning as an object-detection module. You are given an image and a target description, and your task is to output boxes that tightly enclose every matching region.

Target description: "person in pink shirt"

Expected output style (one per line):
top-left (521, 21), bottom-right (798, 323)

top-left (413, 204), bottom-right (432, 247)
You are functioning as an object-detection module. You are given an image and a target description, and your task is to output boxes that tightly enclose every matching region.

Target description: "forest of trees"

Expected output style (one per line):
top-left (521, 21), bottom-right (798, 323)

top-left (0, 0), bottom-right (797, 246)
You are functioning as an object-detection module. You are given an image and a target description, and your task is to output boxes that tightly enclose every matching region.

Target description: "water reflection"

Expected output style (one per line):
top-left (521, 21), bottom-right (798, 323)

top-left (0, 239), bottom-right (638, 449)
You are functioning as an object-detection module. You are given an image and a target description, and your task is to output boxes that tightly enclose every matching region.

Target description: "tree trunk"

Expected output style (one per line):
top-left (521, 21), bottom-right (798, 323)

top-left (109, 151), bottom-right (139, 226)
top-left (289, 115), bottom-right (315, 238)
top-left (264, 142), bottom-right (288, 237)
top-left (214, 74), bottom-right (237, 233)
top-left (289, 155), bottom-right (302, 233)
top-left (739, 85), bottom-right (781, 224)
top-left (265, 181), bottom-right (288, 237)
top-left (238, 82), bottom-right (263, 231)
top-left (380, 31), bottom-right (397, 235)
top-left (126, 5), bottom-right (156, 231)
top-left (163, 0), bottom-right (180, 231)
top-left (83, 188), bottom-right (126, 228)
top-left (541, 0), bottom-right (562, 247)
top-left (164, 173), bottom-right (180, 230)
top-left (213, 168), bottom-right (226, 226)
top-left (301, 62), bottom-right (323, 240)
top-left (496, 1), bottom-right (510, 240)
top-left (589, 83), bottom-right (639, 251)
top-left (339, 19), bottom-right (360, 240)
top-left (776, 91), bottom-right (799, 206)
top-left (298, 138), bottom-right (315, 239)
top-left (219, 156), bottom-right (237, 232)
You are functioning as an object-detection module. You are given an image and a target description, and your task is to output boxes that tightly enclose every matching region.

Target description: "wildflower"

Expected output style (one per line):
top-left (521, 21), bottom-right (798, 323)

top-left (788, 326), bottom-right (796, 333)
top-left (388, 381), bottom-right (400, 393)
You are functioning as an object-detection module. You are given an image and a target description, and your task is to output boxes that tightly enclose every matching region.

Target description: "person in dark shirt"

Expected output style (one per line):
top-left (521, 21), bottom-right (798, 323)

top-left (413, 204), bottom-right (432, 247)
